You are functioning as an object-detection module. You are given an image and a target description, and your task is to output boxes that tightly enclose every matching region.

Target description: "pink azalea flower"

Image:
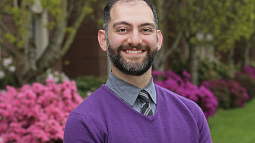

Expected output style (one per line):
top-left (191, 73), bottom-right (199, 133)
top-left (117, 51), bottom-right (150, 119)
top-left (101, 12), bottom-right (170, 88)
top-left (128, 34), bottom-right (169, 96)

top-left (0, 80), bottom-right (83, 142)
top-left (152, 70), bottom-right (218, 119)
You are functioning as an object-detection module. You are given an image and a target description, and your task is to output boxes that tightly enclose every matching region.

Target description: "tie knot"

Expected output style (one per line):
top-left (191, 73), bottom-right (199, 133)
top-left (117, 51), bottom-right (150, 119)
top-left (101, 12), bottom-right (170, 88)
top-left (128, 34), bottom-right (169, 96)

top-left (138, 90), bottom-right (150, 103)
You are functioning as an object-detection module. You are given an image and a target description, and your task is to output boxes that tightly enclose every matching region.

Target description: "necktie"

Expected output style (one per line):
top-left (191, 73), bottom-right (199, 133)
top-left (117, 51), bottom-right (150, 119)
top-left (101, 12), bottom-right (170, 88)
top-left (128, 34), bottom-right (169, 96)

top-left (138, 90), bottom-right (153, 116)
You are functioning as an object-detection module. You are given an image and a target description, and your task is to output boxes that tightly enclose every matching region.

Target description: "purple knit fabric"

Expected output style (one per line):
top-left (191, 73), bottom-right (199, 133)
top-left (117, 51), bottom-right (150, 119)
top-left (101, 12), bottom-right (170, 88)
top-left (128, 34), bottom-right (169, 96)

top-left (64, 84), bottom-right (212, 143)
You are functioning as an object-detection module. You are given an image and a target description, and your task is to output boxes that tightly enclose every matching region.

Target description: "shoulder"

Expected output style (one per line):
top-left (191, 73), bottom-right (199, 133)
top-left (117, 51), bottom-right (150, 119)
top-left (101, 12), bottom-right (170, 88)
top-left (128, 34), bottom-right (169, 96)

top-left (64, 85), bottom-right (112, 142)
top-left (155, 84), bottom-right (204, 120)
top-left (64, 109), bottom-right (106, 142)
top-left (155, 84), bottom-right (212, 142)
top-left (72, 84), bottom-right (114, 115)
top-left (155, 84), bottom-right (199, 107)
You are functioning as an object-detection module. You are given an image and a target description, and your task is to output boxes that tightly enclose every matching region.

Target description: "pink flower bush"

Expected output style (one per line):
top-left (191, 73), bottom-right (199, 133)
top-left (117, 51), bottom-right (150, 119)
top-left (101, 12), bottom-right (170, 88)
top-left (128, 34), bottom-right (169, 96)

top-left (202, 79), bottom-right (249, 109)
top-left (152, 70), bottom-right (218, 119)
top-left (234, 66), bottom-right (255, 100)
top-left (0, 79), bottom-right (83, 143)
top-left (242, 66), bottom-right (255, 79)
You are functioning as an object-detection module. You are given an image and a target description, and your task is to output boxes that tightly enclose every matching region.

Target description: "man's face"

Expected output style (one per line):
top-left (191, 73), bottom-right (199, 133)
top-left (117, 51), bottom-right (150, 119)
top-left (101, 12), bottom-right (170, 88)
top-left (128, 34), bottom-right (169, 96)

top-left (106, 1), bottom-right (160, 76)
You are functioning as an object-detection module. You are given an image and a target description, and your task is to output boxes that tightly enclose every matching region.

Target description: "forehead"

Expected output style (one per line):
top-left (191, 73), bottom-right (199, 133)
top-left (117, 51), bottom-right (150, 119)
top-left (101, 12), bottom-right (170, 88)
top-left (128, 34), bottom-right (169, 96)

top-left (109, 0), bottom-right (154, 25)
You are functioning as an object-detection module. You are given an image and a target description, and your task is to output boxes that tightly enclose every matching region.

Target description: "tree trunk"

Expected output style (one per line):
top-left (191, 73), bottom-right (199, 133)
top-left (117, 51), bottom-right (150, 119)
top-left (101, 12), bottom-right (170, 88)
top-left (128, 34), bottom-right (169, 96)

top-left (209, 45), bottom-right (214, 62)
top-left (1, 0), bottom-right (93, 86)
top-left (22, 0), bottom-right (68, 84)
top-left (243, 42), bottom-right (250, 67)
top-left (189, 44), bottom-right (198, 85)
top-left (242, 33), bottom-right (255, 68)
top-left (227, 48), bottom-right (234, 66)
top-left (162, 30), bottom-right (183, 63)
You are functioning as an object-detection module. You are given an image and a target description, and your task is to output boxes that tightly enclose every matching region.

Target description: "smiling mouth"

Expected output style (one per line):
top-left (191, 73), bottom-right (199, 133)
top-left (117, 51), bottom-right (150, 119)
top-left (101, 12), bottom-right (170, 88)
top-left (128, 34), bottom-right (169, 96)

top-left (125, 50), bottom-right (143, 53)
top-left (123, 48), bottom-right (146, 54)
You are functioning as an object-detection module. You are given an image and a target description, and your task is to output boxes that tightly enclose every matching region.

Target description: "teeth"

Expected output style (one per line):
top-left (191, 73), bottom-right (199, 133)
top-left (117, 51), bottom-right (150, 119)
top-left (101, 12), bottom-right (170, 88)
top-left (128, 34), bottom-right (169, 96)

top-left (126, 50), bottom-right (142, 53)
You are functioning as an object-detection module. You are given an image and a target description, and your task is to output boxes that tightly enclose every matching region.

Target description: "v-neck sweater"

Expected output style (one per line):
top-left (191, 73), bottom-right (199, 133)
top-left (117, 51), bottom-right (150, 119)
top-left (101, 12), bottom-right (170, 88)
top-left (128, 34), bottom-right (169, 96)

top-left (64, 84), bottom-right (212, 143)
top-left (105, 72), bottom-right (157, 114)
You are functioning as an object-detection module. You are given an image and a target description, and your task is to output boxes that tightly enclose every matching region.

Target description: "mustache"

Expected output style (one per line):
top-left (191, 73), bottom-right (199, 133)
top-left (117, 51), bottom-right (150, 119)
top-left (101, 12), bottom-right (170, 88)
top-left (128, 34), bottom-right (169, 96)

top-left (117, 44), bottom-right (150, 53)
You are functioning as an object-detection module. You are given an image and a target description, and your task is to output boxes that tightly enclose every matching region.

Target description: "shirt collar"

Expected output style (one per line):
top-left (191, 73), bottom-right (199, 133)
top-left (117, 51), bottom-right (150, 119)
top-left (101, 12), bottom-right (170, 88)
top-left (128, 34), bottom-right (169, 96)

top-left (106, 72), bottom-right (157, 107)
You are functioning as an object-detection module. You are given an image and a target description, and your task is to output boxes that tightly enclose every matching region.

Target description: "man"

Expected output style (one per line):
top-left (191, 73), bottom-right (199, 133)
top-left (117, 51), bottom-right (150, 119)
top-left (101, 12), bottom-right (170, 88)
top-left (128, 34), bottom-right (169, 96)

top-left (64, 0), bottom-right (213, 142)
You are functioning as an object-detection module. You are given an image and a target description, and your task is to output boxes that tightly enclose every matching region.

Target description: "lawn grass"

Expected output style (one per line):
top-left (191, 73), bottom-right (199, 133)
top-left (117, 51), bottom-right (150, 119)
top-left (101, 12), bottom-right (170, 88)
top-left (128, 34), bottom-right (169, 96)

top-left (208, 99), bottom-right (255, 143)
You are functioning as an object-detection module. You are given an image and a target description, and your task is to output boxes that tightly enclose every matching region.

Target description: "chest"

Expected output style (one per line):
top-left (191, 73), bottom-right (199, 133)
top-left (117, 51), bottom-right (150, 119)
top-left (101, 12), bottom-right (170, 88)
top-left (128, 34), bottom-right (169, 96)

top-left (103, 109), bottom-right (199, 143)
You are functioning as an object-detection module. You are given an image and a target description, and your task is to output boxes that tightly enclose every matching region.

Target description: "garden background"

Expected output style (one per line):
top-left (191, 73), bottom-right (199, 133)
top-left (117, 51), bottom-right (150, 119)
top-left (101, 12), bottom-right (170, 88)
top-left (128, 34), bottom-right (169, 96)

top-left (0, 0), bottom-right (255, 142)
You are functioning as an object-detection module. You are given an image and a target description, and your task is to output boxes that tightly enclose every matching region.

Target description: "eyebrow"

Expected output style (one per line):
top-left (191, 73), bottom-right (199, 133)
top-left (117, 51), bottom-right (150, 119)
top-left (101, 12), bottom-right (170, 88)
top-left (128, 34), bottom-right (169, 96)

top-left (112, 21), bottom-right (155, 29)
top-left (140, 23), bottom-right (155, 28)
top-left (113, 21), bottom-right (131, 28)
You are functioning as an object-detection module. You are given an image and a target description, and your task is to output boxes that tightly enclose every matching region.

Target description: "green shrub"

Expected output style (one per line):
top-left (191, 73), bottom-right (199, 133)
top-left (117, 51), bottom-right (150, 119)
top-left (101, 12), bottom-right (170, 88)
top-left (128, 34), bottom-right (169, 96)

top-left (198, 58), bottom-right (236, 85)
top-left (169, 49), bottom-right (236, 85)
top-left (0, 74), bottom-right (17, 89)
top-left (198, 59), bottom-right (220, 84)
top-left (235, 73), bottom-right (255, 100)
top-left (37, 68), bottom-right (70, 84)
top-left (168, 49), bottom-right (188, 76)
top-left (74, 76), bottom-right (106, 98)
top-left (213, 59), bottom-right (236, 79)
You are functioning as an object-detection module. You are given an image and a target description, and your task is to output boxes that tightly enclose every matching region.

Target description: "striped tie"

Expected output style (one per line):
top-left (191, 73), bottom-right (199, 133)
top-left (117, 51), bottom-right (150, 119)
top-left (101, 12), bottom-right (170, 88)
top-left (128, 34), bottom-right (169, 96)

top-left (138, 90), bottom-right (153, 116)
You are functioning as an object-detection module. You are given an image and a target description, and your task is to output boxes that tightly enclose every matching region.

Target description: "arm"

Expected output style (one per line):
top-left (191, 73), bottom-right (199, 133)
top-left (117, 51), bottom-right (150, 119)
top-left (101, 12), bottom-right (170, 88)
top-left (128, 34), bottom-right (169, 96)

top-left (198, 109), bottom-right (213, 143)
top-left (63, 112), bottom-right (103, 143)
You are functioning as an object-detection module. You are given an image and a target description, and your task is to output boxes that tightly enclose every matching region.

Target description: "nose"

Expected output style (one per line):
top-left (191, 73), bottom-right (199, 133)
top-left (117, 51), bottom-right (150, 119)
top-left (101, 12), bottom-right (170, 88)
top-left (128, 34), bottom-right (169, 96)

top-left (128, 30), bottom-right (142, 46)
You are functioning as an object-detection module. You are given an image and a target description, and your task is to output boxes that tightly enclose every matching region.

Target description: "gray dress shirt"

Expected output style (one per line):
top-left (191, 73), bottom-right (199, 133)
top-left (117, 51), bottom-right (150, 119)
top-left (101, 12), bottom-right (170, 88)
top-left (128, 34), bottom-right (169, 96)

top-left (105, 72), bottom-right (157, 114)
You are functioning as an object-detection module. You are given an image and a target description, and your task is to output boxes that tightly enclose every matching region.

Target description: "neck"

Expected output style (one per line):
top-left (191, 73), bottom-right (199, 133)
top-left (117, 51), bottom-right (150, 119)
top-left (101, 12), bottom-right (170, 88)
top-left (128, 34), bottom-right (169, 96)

top-left (111, 66), bottom-right (152, 89)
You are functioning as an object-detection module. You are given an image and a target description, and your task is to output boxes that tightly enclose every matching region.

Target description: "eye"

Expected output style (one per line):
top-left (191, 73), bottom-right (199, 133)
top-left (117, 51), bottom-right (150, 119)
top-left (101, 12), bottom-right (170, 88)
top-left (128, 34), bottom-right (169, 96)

top-left (141, 28), bottom-right (153, 34)
top-left (142, 28), bottom-right (151, 32)
top-left (118, 28), bottom-right (127, 32)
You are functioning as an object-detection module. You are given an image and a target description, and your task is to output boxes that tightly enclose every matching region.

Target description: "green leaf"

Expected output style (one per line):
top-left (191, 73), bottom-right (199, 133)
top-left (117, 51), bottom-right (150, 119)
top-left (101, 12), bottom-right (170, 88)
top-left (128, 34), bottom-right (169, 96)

top-left (17, 41), bottom-right (24, 49)
top-left (65, 27), bottom-right (75, 34)
top-left (4, 33), bottom-right (16, 44)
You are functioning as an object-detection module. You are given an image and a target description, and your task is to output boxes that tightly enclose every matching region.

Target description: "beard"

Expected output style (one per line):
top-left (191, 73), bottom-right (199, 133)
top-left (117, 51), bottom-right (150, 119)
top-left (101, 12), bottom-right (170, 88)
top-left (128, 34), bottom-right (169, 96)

top-left (107, 43), bottom-right (158, 76)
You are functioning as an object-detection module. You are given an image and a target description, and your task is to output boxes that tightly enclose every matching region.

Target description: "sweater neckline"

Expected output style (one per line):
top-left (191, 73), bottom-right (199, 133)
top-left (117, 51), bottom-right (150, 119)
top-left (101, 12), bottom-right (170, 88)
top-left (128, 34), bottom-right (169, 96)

top-left (101, 84), bottom-right (159, 121)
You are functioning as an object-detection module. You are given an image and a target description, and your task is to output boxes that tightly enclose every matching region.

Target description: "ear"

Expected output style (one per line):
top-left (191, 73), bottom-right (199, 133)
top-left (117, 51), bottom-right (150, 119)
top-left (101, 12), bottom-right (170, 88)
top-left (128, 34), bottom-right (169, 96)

top-left (98, 30), bottom-right (107, 51)
top-left (157, 30), bottom-right (163, 50)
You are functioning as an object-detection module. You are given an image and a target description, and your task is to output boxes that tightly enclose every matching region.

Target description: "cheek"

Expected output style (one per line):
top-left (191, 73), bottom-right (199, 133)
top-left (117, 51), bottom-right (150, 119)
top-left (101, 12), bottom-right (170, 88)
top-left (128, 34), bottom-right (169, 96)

top-left (143, 36), bottom-right (158, 48)
top-left (108, 33), bottom-right (127, 48)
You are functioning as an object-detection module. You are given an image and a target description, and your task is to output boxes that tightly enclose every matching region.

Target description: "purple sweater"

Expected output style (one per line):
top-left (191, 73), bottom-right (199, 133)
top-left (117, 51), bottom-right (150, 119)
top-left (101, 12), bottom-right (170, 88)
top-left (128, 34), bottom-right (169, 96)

top-left (64, 84), bottom-right (212, 143)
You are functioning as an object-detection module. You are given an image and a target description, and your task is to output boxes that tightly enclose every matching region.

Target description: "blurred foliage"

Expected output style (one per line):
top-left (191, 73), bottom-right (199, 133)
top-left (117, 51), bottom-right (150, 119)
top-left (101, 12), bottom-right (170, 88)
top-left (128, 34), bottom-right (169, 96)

top-left (169, 49), bottom-right (236, 85)
top-left (0, 74), bottom-right (17, 89)
top-left (167, 0), bottom-right (255, 51)
top-left (167, 49), bottom-right (189, 77)
top-left (152, 70), bottom-right (218, 118)
top-left (74, 76), bottom-right (106, 98)
top-left (198, 58), bottom-right (236, 83)
top-left (0, 0), bottom-right (63, 45)
top-left (198, 59), bottom-right (220, 83)
top-left (37, 68), bottom-right (70, 84)
top-left (0, 0), bottom-right (255, 88)
top-left (250, 60), bottom-right (255, 69)
top-left (235, 73), bottom-right (255, 100)
top-left (202, 79), bottom-right (249, 109)
top-left (0, 0), bottom-right (94, 86)
top-left (159, 0), bottom-right (255, 85)
top-left (203, 81), bottom-right (231, 109)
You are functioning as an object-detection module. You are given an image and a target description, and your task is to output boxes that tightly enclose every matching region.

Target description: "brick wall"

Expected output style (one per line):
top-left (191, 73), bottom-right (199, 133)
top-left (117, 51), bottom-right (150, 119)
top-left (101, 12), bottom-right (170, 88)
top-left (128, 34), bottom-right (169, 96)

top-left (63, 20), bottom-right (108, 79)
